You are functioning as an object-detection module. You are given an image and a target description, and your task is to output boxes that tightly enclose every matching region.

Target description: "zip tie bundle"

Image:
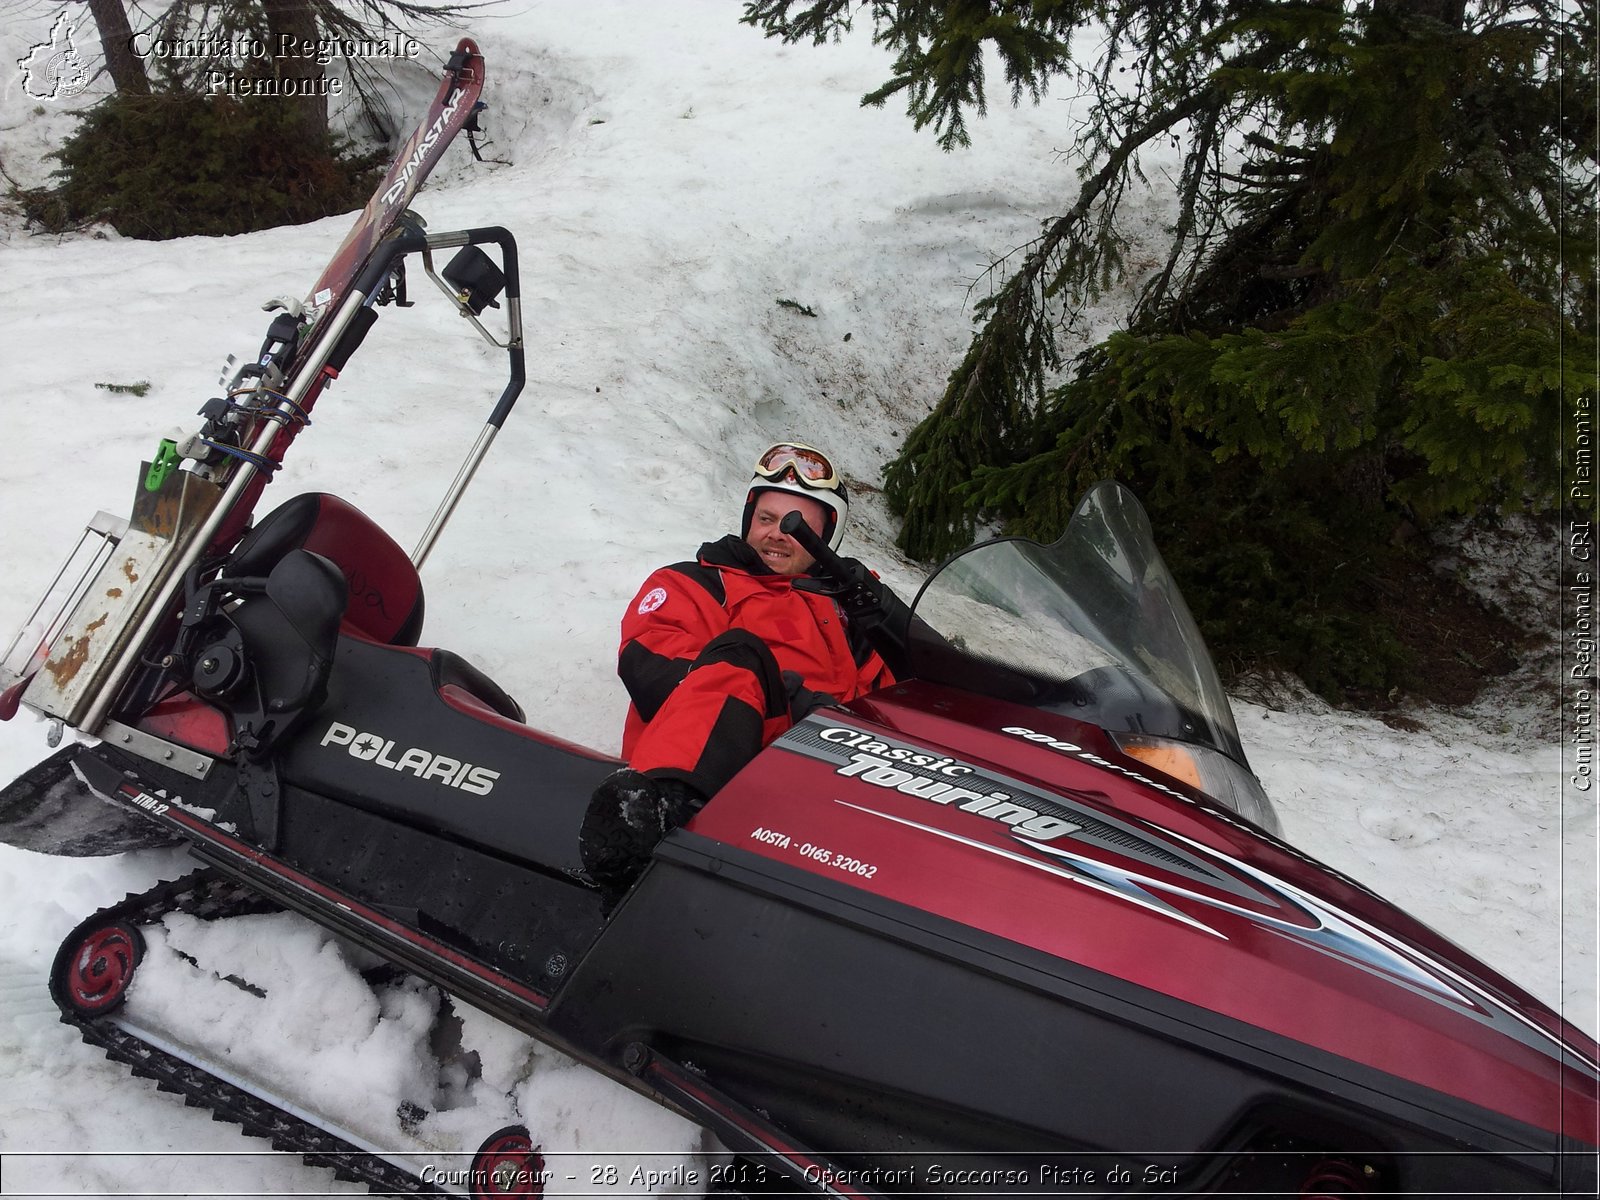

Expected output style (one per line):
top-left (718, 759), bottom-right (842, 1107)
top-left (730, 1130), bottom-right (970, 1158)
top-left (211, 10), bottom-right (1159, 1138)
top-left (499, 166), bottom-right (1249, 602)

top-left (196, 439), bottom-right (281, 473)
top-left (228, 388), bottom-right (311, 428)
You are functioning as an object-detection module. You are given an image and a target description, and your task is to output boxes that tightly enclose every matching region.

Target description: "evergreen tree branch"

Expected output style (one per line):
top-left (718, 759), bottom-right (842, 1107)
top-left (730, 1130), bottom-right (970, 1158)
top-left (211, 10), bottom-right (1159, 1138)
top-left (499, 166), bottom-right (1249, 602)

top-left (1134, 97), bottom-right (1226, 326)
top-left (745, 1), bottom-right (1086, 149)
top-left (886, 78), bottom-right (1237, 556)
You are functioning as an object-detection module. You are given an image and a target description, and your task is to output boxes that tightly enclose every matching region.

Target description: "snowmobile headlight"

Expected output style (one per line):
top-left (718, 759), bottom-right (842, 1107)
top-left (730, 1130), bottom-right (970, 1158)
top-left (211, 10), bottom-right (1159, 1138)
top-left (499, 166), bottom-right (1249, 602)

top-left (1113, 733), bottom-right (1281, 837)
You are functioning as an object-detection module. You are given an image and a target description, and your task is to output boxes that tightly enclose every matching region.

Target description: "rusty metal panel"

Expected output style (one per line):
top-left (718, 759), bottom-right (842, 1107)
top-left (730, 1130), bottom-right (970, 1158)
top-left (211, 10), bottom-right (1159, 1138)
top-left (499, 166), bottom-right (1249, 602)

top-left (21, 465), bottom-right (222, 727)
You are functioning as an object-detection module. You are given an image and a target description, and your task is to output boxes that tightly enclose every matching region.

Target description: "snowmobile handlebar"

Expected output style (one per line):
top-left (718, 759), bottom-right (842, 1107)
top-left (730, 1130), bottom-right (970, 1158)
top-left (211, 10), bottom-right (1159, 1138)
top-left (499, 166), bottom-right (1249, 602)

top-left (779, 511), bottom-right (850, 582)
top-left (349, 226), bottom-right (525, 430)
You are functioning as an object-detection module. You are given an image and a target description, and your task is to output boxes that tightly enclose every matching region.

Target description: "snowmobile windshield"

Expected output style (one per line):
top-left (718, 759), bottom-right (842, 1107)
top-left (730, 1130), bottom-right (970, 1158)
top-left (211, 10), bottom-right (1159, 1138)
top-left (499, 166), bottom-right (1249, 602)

top-left (906, 481), bottom-right (1277, 830)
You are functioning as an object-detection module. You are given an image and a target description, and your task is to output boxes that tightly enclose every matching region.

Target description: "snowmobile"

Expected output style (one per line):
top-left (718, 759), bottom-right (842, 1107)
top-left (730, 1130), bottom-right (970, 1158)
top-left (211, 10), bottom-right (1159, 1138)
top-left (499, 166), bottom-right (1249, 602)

top-left (1, 40), bottom-right (1596, 1200)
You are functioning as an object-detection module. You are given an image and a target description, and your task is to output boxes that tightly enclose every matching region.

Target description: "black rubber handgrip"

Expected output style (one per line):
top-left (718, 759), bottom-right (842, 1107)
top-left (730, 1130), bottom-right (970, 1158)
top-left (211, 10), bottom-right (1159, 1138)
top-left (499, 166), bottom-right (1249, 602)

top-left (780, 511), bottom-right (851, 587)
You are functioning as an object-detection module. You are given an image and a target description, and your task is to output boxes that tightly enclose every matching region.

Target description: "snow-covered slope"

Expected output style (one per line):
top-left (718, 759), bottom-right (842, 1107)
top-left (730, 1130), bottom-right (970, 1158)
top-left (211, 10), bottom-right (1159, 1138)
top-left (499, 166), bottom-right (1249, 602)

top-left (0, 3), bottom-right (1590, 1194)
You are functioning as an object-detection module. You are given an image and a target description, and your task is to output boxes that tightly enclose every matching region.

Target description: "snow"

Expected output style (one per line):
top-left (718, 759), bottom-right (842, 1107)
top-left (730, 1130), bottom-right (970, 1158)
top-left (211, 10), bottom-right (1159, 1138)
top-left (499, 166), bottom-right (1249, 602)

top-left (0, 2), bottom-right (1592, 1195)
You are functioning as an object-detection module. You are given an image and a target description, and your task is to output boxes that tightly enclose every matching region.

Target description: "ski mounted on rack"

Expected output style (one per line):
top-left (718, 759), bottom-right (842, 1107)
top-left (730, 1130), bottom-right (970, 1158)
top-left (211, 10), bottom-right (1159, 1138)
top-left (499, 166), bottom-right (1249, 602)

top-left (0, 37), bottom-right (498, 741)
top-left (307, 40), bottom-right (489, 329)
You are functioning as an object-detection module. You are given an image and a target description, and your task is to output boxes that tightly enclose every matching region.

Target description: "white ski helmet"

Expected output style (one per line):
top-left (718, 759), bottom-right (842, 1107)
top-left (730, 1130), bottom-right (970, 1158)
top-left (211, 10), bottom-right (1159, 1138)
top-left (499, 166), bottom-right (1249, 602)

top-left (741, 442), bottom-right (850, 552)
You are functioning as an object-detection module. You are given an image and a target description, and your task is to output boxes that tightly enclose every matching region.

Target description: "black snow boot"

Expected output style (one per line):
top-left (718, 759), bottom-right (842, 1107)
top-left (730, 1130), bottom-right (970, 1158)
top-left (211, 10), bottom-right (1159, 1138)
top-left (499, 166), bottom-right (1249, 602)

top-left (579, 769), bottom-right (705, 909)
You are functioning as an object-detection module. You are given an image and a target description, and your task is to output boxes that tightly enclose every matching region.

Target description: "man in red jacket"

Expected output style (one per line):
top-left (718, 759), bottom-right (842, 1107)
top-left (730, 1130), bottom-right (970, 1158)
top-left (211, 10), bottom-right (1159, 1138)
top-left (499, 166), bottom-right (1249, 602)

top-left (579, 442), bottom-right (903, 904)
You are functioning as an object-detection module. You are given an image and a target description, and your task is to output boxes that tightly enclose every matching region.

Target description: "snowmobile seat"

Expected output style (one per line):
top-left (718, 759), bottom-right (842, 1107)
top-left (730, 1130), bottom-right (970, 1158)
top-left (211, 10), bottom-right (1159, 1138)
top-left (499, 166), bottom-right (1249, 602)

top-left (227, 492), bottom-right (425, 646)
top-left (278, 630), bottom-right (618, 876)
top-left (223, 492), bottom-right (524, 725)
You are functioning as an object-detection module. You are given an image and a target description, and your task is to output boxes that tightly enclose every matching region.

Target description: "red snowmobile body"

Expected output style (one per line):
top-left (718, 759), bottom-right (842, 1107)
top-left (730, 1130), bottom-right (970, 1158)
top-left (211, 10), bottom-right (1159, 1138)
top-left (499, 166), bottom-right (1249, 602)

top-left (7, 478), bottom-right (1595, 1196)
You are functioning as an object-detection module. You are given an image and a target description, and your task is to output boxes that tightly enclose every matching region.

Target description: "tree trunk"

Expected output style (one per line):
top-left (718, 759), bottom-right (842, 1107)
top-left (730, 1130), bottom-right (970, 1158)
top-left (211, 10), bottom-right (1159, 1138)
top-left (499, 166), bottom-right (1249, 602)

top-left (83, 0), bottom-right (151, 94)
top-left (262, 0), bottom-right (328, 139)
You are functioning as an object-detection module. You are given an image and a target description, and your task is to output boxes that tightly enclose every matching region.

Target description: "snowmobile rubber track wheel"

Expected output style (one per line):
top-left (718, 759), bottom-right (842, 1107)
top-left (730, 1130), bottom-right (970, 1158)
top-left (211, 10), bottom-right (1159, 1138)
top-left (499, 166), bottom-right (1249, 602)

top-left (52, 919), bottom-right (143, 1017)
top-left (51, 868), bottom-right (448, 1196)
top-left (469, 1125), bottom-right (545, 1197)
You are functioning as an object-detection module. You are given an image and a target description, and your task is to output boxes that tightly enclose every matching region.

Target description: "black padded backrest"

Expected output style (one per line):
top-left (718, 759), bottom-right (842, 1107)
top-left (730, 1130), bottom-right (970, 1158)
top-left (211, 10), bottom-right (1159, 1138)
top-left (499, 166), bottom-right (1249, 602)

top-left (231, 550), bottom-right (347, 717)
top-left (228, 493), bottom-right (425, 646)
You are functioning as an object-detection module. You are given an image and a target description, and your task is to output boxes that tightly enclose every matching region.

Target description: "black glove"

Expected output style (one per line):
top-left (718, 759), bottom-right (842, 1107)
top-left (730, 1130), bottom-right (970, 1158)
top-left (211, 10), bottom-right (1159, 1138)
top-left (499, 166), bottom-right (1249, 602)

top-left (793, 557), bottom-right (889, 626)
top-left (795, 558), bottom-right (915, 677)
top-left (782, 670), bottom-right (840, 721)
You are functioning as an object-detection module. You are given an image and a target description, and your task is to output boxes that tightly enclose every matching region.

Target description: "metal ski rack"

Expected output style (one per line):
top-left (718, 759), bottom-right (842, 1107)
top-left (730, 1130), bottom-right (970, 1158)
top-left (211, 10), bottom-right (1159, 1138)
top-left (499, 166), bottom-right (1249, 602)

top-left (9, 223), bottom-right (523, 739)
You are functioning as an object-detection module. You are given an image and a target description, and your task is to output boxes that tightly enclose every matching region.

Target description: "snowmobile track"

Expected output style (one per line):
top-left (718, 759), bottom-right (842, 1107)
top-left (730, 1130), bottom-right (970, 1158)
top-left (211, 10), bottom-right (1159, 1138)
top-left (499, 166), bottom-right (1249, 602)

top-left (52, 868), bottom-right (448, 1197)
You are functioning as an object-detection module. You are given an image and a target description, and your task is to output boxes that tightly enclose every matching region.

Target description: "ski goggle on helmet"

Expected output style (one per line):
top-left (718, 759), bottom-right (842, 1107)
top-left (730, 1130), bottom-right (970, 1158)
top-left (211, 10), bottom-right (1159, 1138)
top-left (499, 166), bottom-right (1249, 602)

top-left (743, 442), bottom-right (850, 552)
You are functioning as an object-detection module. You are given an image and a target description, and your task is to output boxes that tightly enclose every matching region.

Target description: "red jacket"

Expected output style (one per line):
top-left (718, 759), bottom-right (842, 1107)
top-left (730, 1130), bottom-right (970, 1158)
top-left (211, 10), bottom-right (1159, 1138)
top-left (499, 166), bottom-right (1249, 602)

top-left (619, 535), bottom-right (894, 760)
